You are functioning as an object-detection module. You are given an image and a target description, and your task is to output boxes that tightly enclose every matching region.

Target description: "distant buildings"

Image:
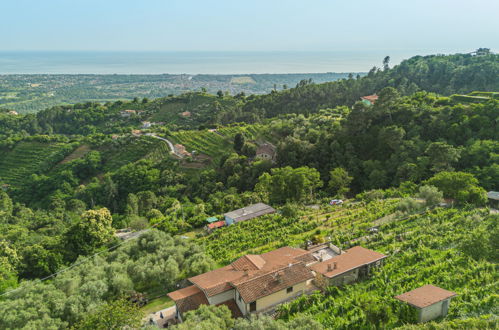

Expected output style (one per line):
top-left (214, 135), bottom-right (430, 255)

top-left (174, 144), bottom-right (191, 157)
top-left (395, 285), bottom-right (457, 323)
top-left (180, 111), bottom-right (192, 118)
top-left (255, 143), bottom-right (276, 162)
top-left (7, 111), bottom-right (18, 115)
top-left (224, 203), bottom-right (276, 225)
top-left (167, 244), bottom-right (387, 322)
top-left (120, 109), bottom-right (137, 117)
top-left (360, 94), bottom-right (378, 106)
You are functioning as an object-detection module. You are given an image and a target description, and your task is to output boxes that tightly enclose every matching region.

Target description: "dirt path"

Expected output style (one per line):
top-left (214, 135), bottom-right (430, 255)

top-left (146, 133), bottom-right (184, 158)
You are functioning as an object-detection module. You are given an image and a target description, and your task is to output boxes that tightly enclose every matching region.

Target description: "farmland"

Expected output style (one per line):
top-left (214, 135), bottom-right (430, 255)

top-left (0, 141), bottom-right (73, 185)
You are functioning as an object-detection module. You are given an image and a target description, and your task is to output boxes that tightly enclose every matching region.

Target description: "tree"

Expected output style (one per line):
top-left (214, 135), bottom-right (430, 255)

top-left (175, 304), bottom-right (234, 330)
top-left (426, 171), bottom-right (487, 206)
top-left (383, 56), bottom-right (390, 71)
top-left (74, 299), bottom-right (142, 330)
top-left (328, 167), bottom-right (353, 197)
top-left (417, 185), bottom-right (443, 207)
top-left (217, 90), bottom-right (224, 98)
top-left (233, 133), bottom-right (245, 153)
top-left (425, 142), bottom-right (461, 172)
top-left (65, 208), bottom-right (115, 258)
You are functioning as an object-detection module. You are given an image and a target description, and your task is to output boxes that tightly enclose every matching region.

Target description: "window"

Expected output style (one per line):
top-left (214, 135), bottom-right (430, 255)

top-left (250, 301), bottom-right (256, 312)
top-left (286, 286), bottom-right (293, 294)
top-left (238, 292), bottom-right (242, 302)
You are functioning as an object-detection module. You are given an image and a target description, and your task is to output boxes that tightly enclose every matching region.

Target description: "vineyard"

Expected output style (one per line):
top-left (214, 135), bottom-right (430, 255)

top-left (166, 124), bottom-right (267, 159)
top-left (197, 199), bottom-right (399, 265)
top-left (0, 141), bottom-right (73, 185)
top-left (276, 207), bottom-right (498, 329)
top-left (99, 136), bottom-right (165, 171)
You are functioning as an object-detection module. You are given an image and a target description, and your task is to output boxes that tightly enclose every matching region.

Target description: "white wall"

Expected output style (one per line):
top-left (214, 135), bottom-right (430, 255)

top-left (235, 290), bottom-right (247, 315)
top-left (420, 300), bottom-right (446, 322)
top-left (207, 289), bottom-right (235, 305)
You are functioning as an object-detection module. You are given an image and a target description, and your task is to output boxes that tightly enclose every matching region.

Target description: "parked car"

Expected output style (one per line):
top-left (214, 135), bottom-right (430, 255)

top-left (329, 199), bottom-right (343, 205)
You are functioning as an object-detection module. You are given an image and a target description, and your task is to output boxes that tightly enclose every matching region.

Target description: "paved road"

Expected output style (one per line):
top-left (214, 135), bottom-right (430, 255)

top-left (146, 133), bottom-right (183, 158)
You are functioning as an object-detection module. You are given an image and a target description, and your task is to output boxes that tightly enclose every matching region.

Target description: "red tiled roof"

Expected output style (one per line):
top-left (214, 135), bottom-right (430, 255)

top-left (395, 285), bottom-right (457, 308)
top-left (207, 221), bottom-right (226, 229)
top-left (233, 262), bottom-right (314, 303)
top-left (310, 246), bottom-right (386, 278)
top-left (361, 94), bottom-right (378, 103)
top-left (167, 285), bottom-right (209, 316)
top-left (188, 246), bottom-right (312, 297)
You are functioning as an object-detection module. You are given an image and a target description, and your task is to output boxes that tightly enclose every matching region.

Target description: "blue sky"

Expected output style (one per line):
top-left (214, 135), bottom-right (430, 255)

top-left (1, 0), bottom-right (498, 52)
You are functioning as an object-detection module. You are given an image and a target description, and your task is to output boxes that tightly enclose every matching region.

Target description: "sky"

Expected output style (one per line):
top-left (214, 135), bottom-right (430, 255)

top-left (1, 0), bottom-right (498, 53)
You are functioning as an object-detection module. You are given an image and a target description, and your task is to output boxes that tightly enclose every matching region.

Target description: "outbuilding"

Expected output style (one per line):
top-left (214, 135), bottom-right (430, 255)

top-left (395, 284), bottom-right (457, 323)
top-left (224, 203), bottom-right (276, 225)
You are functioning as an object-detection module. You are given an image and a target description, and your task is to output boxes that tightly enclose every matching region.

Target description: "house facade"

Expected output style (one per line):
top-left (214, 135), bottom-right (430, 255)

top-left (395, 285), bottom-right (457, 323)
top-left (167, 244), bottom-right (386, 322)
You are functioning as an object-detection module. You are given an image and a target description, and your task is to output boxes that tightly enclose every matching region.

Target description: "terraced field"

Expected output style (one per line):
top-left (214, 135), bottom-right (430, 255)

top-left (166, 124), bottom-right (268, 159)
top-left (0, 141), bottom-right (72, 185)
top-left (100, 136), bottom-right (165, 171)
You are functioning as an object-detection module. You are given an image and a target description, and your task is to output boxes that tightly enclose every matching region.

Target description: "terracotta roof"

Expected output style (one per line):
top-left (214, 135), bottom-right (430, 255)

top-left (167, 285), bottom-right (209, 316)
top-left (310, 246), bottom-right (386, 278)
top-left (207, 221), bottom-right (226, 229)
top-left (234, 262), bottom-right (314, 303)
top-left (232, 255), bottom-right (266, 271)
top-left (216, 299), bottom-right (244, 319)
top-left (361, 94), bottom-right (378, 103)
top-left (224, 203), bottom-right (276, 223)
top-left (395, 285), bottom-right (457, 308)
top-left (189, 246), bottom-right (311, 297)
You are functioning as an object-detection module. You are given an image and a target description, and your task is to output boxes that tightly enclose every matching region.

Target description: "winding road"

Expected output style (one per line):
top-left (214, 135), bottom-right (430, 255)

top-left (146, 133), bottom-right (183, 158)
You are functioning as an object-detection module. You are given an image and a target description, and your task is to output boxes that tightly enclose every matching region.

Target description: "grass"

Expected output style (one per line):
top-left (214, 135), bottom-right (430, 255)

top-left (140, 296), bottom-right (174, 316)
top-left (99, 136), bottom-right (164, 171)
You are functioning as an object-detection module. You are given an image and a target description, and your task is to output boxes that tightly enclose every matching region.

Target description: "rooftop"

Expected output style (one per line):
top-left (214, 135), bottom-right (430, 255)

top-left (224, 203), bottom-right (276, 222)
top-left (310, 246), bottom-right (386, 278)
top-left (188, 246), bottom-right (313, 297)
top-left (207, 221), bottom-right (226, 230)
top-left (395, 284), bottom-right (457, 308)
top-left (234, 262), bottom-right (314, 303)
top-left (167, 285), bottom-right (208, 316)
top-left (361, 94), bottom-right (379, 103)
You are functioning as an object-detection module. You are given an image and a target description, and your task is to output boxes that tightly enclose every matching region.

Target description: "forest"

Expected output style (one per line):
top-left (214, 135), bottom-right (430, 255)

top-left (0, 51), bottom-right (497, 329)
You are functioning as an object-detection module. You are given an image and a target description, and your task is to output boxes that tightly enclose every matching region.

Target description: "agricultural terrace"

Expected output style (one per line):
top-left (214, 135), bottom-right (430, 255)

top-left (99, 136), bottom-right (167, 171)
top-left (166, 124), bottom-right (267, 159)
top-left (277, 207), bottom-right (498, 329)
top-left (0, 141), bottom-right (73, 185)
top-left (196, 199), bottom-right (399, 265)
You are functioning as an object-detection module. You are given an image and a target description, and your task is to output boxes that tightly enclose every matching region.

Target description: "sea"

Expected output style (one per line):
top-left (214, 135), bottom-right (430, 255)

top-left (0, 50), bottom-right (422, 75)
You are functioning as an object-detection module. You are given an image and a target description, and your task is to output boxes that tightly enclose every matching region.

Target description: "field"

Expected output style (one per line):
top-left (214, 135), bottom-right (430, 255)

top-left (197, 199), bottom-right (399, 264)
top-left (0, 141), bottom-right (72, 185)
top-left (277, 207), bottom-right (498, 328)
top-left (99, 136), bottom-right (167, 171)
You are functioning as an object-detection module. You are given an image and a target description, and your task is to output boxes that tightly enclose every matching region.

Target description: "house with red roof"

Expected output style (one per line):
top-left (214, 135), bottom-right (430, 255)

top-left (360, 94), bottom-right (379, 106)
top-left (167, 244), bottom-right (386, 322)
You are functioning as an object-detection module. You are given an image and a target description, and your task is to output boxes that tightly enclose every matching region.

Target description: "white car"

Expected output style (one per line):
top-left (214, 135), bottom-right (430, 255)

top-left (329, 199), bottom-right (343, 205)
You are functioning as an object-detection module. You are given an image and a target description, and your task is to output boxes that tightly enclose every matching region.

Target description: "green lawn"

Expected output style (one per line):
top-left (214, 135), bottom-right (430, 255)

top-left (140, 296), bottom-right (174, 316)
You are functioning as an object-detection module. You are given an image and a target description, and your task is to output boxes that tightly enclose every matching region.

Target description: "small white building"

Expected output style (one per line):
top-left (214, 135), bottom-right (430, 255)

top-left (395, 285), bottom-right (457, 323)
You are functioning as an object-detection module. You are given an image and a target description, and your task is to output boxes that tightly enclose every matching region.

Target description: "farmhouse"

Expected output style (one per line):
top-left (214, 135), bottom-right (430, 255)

top-left (486, 191), bottom-right (499, 209)
top-left (395, 285), bottom-right (457, 323)
top-left (224, 203), bottom-right (276, 225)
top-left (180, 111), bottom-right (192, 117)
top-left (255, 143), bottom-right (276, 162)
top-left (310, 246), bottom-right (387, 286)
top-left (360, 94), bottom-right (378, 106)
top-left (168, 246), bottom-right (316, 321)
top-left (167, 244), bottom-right (386, 322)
top-left (120, 109), bottom-right (136, 117)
